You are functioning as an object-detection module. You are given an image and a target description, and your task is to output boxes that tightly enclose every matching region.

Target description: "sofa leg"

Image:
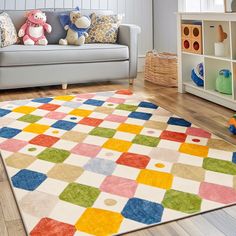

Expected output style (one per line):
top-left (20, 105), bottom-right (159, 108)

top-left (62, 84), bottom-right (68, 90)
top-left (129, 78), bottom-right (134, 85)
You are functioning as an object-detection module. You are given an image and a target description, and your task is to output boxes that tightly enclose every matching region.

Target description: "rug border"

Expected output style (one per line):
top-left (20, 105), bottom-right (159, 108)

top-left (0, 91), bottom-right (236, 235)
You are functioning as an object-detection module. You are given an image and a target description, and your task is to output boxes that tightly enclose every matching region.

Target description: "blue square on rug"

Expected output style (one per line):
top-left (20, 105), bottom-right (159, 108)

top-left (84, 158), bottom-right (117, 175)
top-left (121, 198), bottom-right (164, 224)
top-left (139, 102), bottom-right (158, 109)
top-left (0, 127), bottom-right (21, 139)
top-left (62, 101), bottom-right (82, 108)
top-left (11, 169), bottom-right (47, 191)
top-left (32, 97), bottom-right (53, 104)
top-left (0, 108), bottom-right (11, 117)
top-left (84, 99), bottom-right (105, 107)
top-left (167, 117), bottom-right (192, 127)
top-left (52, 120), bottom-right (77, 131)
top-left (128, 112), bottom-right (152, 120)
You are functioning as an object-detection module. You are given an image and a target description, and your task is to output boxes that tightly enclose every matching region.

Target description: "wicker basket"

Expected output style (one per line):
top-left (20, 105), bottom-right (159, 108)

top-left (144, 51), bottom-right (178, 87)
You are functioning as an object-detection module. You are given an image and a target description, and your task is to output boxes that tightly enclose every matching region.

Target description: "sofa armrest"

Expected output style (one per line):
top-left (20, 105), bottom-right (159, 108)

top-left (118, 24), bottom-right (141, 78)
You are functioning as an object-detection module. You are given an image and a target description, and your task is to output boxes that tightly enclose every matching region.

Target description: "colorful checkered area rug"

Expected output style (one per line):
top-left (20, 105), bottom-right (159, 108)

top-left (0, 90), bottom-right (236, 236)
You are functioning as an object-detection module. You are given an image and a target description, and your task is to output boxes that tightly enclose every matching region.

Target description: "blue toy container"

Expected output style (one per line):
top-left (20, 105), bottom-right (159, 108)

top-left (191, 63), bottom-right (204, 87)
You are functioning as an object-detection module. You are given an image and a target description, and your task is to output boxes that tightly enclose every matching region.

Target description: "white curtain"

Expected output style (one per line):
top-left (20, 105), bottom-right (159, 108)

top-left (179, 0), bottom-right (224, 12)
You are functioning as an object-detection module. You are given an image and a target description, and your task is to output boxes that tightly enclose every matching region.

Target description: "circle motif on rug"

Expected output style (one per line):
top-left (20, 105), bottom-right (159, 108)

top-left (70, 117), bottom-right (77, 121)
top-left (104, 199), bottom-right (117, 206)
top-left (28, 147), bottom-right (37, 152)
top-left (155, 163), bottom-right (165, 168)
top-left (192, 138), bottom-right (200, 143)
top-left (52, 130), bottom-right (59, 134)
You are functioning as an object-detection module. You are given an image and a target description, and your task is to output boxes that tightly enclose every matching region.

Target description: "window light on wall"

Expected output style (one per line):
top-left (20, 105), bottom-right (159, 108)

top-left (179, 0), bottom-right (225, 12)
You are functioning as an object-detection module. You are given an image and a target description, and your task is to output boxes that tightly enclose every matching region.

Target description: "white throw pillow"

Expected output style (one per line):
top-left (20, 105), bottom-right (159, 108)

top-left (0, 12), bottom-right (17, 48)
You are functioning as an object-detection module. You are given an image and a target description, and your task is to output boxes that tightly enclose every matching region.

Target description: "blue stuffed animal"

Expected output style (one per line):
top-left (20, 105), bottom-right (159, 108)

top-left (59, 7), bottom-right (91, 46)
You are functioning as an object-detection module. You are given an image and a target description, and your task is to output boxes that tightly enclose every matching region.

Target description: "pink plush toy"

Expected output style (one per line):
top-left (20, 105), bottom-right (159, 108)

top-left (18, 10), bottom-right (52, 46)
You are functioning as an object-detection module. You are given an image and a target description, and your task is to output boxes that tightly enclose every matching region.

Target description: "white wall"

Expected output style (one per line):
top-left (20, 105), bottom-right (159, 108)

top-left (179, 0), bottom-right (224, 12)
top-left (154, 0), bottom-right (178, 53)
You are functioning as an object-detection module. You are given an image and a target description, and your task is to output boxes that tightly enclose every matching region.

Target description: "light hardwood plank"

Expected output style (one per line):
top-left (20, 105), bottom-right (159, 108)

top-left (203, 210), bottom-right (236, 236)
top-left (0, 181), bottom-right (21, 221)
top-left (182, 215), bottom-right (225, 236)
top-left (0, 158), bottom-right (7, 182)
top-left (177, 218), bottom-right (205, 236)
top-left (5, 220), bottom-right (26, 236)
top-left (223, 206), bottom-right (236, 221)
top-left (0, 203), bottom-right (8, 236)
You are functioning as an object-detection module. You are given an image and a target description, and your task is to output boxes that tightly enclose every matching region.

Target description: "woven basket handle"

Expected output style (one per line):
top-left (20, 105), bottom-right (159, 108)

top-left (147, 51), bottom-right (177, 60)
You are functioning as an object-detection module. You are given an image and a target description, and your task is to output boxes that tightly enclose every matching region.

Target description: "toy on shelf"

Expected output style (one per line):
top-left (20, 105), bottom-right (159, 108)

top-left (181, 23), bottom-right (202, 54)
top-left (228, 114), bottom-right (236, 135)
top-left (216, 69), bottom-right (232, 95)
top-left (214, 25), bottom-right (228, 57)
top-left (191, 63), bottom-right (204, 87)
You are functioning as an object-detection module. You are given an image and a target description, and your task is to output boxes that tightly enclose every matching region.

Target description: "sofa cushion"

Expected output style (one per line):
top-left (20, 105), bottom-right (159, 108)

top-left (0, 44), bottom-right (129, 67)
top-left (3, 11), bottom-right (25, 34)
top-left (45, 11), bottom-right (69, 44)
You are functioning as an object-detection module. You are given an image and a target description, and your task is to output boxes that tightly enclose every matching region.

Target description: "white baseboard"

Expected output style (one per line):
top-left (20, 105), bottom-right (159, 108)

top-left (138, 55), bottom-right (145, 72)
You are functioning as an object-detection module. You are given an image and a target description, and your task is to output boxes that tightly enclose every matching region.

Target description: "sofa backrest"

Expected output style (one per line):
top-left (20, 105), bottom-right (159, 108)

top-left (5, 10), bottom-right (113, 44)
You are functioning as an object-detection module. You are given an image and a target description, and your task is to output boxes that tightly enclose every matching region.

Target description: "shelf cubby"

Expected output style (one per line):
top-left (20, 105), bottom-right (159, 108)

top-left (230, 21), bottom-right (236, 60)
top-left (182, 53), bottom-right (204, 86)
top-left (203, 21), bottom-right (231, 59)
top-left (204, 57), bottom-right (232, 99)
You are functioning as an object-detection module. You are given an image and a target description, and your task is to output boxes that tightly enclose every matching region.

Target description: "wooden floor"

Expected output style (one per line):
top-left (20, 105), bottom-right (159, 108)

top-left (0, 73), bottom-right (236, 236)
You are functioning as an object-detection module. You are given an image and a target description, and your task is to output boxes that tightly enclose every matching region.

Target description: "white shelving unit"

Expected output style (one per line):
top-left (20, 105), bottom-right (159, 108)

top-left (177, 12), bottom-right (236, 110)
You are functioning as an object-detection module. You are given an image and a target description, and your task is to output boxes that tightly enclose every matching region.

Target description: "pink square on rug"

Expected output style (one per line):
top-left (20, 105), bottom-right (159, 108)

top-left (105, 114), bottom-right (127, 123)
top-left (199, 182), bottom-right (236, 204)
top-left (106, 97), bottom-right (126, 104)
top-left (100, 176), bottom-right (138, 198)
top-left (71, 143), bottom-right (101, 157)
top-left (186, 127), bottom-right (211, 139)
top-left (76, 94), bottom-right (95, 99)
top-left (0, 139), bottom-right (27, 152)
top-left (46, 111), bottom-right (67, 120)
